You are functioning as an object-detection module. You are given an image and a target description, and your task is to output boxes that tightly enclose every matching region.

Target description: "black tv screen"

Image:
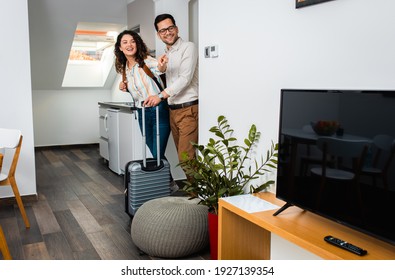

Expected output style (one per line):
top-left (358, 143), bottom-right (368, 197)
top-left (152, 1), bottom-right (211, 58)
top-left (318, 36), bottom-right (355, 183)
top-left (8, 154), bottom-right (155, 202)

top-left (276, 89), bottom-right (395, 245)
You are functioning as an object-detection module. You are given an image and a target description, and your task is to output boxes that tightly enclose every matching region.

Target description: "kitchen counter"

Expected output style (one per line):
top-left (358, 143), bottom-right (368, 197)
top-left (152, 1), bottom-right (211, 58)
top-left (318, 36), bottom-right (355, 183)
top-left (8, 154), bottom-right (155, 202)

top-left (98, 101), bottom-right (137, 112)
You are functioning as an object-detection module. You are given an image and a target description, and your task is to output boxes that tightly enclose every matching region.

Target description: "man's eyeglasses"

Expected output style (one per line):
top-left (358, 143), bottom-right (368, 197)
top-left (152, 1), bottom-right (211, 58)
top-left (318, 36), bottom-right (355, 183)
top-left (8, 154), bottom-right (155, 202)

top-left (158, 25), bottom-right (177, 35)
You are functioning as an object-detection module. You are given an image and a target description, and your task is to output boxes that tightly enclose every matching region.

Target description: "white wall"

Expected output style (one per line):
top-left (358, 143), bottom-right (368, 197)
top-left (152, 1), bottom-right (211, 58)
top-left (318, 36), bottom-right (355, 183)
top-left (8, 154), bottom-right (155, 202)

top-left (199, 0), bottom-right (395, 259)
top-left (154, 0), bottom-right (191, 58)
top-left (33, 90), bottom-right (111, 146)
top-left (127, 0), bottom-right (156, 52)
top-left (62, 63), bottom-right (105, 87)
top-left (0, 0), bottom-right (36, 197)
top-left (199, 0), bottom-right (395, 184)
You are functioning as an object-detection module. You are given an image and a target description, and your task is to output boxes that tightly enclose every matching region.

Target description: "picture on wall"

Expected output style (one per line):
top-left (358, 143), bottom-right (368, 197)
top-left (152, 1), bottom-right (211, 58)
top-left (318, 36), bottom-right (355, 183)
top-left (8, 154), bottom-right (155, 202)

top-left (296, 0), bottom-right (335, 9)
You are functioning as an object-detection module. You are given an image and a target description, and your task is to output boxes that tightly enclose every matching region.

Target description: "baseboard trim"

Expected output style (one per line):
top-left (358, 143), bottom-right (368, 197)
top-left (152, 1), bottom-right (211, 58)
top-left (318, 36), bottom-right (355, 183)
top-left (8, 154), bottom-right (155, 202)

top-left (0, 194), bottom-right (38, 205)
top-left (35, 143), bottom-right (99, 151)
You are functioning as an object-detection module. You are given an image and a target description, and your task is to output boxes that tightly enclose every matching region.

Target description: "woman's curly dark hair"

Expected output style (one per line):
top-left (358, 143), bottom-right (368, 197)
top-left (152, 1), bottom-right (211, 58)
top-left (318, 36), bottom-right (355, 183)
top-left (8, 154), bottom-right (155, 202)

top-left (114, 30), bottom-right (148, 75)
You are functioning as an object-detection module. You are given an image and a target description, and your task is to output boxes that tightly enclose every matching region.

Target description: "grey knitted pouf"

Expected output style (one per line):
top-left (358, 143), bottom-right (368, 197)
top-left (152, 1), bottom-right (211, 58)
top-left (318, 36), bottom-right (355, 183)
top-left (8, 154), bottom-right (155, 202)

top-left (131, 196), bottom-right (209, 258)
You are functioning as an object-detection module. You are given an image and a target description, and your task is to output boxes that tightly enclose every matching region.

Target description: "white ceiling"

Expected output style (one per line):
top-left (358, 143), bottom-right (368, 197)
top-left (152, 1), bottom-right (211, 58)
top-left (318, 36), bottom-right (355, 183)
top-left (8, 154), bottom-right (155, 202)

top-left (28, 0), bottom-right (128, 90)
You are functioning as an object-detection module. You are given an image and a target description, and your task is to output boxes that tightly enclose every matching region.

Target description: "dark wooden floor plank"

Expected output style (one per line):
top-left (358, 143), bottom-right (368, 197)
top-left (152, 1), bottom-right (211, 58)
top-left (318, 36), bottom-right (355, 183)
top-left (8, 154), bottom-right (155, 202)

top-left (91, 173), bottom-right (123, 195)
top-left (66, 199), bottom-right (102, 234)
top-left (34, 149), bottom-right (51, 167)
top-left (17, 205), bottom-right (44, 245)
top-left (43, 231), bottom-right (75, 260)
top-left (42, 149), bottom-right (61, 164)
top-left (74, 160), bottom-right (98, 177)
top-left (53, 210), bottom-right (101, 260)
top-left (64, 175), bottom-right (92, 197)
top-left (78, 194), bottom-right (116, 226)
top-left (32, 195), bottom-right (61, 235)
top-left (59, 154), bottom-right (93, 184)
top-left (46, 198), bottom-right (70, 212)
top-left (41, 182), bottom-right (79, 203)
top-left (84, 181), bottom-right (118, 205)
top-left (85, 156), bottom-right (109, 173)
top-left (104, 201), bottom-right (132, 232)
top-left (35, 163), bottom-right (59, 186)
top-left (56, 148), bottom-right (81, 163)
top-left (51, 161), bottom-right (74, 177)
top-left (85, 158), bottom-right (124, 191)
top-left (37, 190), bottom-right (70, 212)
top-left (73, 248), bottom-right (101, 260)
top-left (23, 242), bottom-right (50, 260)
top-left (102, 223), bottom-right (150, 260)
top-left (87, 231), bottom-right (128, 260)
top-left (74, 162), bottom-right (123, 201)
top-left (1, 217), bottom-right (24, 260)
top-left (0, 204), bottom-right (15, 219)
top-left (71, 148), bottom-right (91, 161)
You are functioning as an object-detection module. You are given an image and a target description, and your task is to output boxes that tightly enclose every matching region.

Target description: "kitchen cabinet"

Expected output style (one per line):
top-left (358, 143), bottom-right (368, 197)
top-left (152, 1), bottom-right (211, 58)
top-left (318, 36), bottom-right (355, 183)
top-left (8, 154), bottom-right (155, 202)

top-left (98, 107), bottom-right (109, 161)
top-left (107, 108), bottom-right (121, 174)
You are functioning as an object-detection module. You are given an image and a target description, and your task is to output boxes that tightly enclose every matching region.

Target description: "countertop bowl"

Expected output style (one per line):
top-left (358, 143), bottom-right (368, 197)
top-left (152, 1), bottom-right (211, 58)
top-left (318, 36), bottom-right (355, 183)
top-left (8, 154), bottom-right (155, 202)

top-left (311, 121), bottom-right (339, 136)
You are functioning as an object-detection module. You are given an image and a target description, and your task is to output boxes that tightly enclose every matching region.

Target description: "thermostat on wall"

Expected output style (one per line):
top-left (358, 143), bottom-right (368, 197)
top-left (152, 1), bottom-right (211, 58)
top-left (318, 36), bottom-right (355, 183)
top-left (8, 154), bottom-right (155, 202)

top-left (210, 45), bottom-right (219, 58)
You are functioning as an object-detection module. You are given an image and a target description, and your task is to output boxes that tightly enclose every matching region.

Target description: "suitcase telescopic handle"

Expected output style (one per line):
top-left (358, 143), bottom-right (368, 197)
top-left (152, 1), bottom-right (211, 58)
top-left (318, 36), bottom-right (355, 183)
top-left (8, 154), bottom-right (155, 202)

top-left (156, 105), bottom-right (160, 167)
top-left (142, 103), bottom-right (146, 168)
top-left (141, 102), bottom-right (161, 168)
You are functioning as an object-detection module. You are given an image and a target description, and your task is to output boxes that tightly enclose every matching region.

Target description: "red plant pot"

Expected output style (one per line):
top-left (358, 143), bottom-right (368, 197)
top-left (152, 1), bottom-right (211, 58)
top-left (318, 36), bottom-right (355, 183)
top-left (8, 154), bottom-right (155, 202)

top-left (208, 212), bottom-right (218, 260)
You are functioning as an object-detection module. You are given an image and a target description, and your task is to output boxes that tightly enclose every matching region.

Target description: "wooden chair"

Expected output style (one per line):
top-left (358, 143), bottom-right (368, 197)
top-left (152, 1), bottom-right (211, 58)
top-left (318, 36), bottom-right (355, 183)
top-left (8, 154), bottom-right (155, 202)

top-left (0, 152), bottom-right (13, 259)
top-left (361, 134), bottom-right (395, 189)
top-left (0, 128), bottom-right (30, 228)
top-left (310, 137), bottom-right (370, 208)
top-left (299, 125), bottom-right (334, 176)
top-left (0, 225), bottom-right (12, 260)
top-left (299, 125), bottom-right (322, 176)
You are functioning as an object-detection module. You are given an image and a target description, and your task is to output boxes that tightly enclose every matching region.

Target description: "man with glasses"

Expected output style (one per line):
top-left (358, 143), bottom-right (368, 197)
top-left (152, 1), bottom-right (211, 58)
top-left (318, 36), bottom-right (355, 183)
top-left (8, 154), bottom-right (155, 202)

top-left (145, 14), bottom-right (199, 176)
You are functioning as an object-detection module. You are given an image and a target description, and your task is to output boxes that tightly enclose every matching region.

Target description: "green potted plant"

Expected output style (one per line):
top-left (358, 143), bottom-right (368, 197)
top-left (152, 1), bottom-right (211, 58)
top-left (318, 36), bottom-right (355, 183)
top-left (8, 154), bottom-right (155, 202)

top-left (179, 115), bottom-right (278, 259)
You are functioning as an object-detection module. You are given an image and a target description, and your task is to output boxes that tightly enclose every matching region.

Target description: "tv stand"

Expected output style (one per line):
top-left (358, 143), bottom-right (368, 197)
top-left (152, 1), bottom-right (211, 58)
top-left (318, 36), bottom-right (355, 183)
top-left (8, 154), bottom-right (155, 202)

top-left (218, 192), bottom-right (395, 260)
top-left (272, 201), bottom-right (294, 216)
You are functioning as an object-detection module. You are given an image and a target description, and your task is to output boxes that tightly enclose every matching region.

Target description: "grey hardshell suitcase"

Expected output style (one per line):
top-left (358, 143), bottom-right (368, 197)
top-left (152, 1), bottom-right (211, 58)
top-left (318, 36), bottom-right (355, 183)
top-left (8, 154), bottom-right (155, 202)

top-left (124, 104), bottom-right (171, 217)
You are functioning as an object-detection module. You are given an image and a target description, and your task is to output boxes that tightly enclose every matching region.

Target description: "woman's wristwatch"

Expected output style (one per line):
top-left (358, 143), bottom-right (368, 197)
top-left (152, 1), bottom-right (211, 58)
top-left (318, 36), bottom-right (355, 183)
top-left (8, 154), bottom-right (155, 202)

top-left (158, 93), bottom-right (164, 101)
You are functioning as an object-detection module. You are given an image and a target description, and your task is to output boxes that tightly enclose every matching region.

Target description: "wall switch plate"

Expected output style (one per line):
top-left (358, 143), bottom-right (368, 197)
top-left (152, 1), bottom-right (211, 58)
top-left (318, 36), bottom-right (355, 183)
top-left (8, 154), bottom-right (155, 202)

top-left (204, 46), bottom-right (210, 58)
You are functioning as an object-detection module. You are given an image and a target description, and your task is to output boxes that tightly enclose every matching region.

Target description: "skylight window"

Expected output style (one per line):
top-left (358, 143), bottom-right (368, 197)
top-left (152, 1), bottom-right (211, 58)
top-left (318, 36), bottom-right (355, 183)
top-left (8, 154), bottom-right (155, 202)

top-left (69, 30), bottom-right (115, 61)
top-left (62, 22), bottom-right (125, 87)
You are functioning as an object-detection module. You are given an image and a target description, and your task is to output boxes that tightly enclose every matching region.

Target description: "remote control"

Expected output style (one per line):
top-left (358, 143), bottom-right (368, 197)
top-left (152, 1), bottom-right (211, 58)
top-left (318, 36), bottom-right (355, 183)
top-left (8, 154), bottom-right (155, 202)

top-left (324, 235), bottom-right (367, 256)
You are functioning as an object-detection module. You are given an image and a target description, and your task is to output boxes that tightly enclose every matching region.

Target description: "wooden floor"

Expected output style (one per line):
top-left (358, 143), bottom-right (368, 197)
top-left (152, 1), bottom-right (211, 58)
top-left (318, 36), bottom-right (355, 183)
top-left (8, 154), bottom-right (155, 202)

top-left (0, 144), bottom-right (210, 260)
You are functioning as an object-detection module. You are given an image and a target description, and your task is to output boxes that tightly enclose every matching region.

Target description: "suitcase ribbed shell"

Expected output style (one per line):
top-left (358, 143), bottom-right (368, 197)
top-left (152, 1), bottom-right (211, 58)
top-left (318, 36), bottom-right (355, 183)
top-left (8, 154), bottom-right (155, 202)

top-left (126, 158), bottom-right (171, 216)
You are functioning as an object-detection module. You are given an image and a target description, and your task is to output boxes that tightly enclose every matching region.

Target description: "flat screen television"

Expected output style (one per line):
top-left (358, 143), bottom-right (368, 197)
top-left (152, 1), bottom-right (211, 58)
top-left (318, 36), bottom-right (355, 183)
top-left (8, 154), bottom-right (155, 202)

top-left (276, 89), bottom-right (395, 245)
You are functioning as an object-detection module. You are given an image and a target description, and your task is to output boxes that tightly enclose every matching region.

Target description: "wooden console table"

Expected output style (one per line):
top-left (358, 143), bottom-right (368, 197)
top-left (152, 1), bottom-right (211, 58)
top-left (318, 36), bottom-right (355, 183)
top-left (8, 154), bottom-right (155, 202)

top-left (218, 192), bottom-right (395, 260)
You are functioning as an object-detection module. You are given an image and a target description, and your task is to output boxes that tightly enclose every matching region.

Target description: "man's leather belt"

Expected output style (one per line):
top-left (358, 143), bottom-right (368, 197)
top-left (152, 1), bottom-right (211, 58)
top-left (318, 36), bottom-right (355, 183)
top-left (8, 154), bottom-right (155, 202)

top-left (168, 99), bottom-right (198, 110)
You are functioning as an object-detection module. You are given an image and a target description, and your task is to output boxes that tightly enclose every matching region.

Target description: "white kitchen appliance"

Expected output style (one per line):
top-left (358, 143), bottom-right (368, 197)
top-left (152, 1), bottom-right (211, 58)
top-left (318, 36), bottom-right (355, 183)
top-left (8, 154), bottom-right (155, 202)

top-left (98, 107), bottom-right (109, 161)
top-left (107, 108), bottom-right (121, 174)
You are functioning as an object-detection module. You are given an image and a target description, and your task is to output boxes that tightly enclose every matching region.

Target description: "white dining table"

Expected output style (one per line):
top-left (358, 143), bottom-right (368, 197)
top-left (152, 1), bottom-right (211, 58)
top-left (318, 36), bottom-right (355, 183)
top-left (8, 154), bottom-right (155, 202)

top-left (282, 128), bottom-right (371, 143)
